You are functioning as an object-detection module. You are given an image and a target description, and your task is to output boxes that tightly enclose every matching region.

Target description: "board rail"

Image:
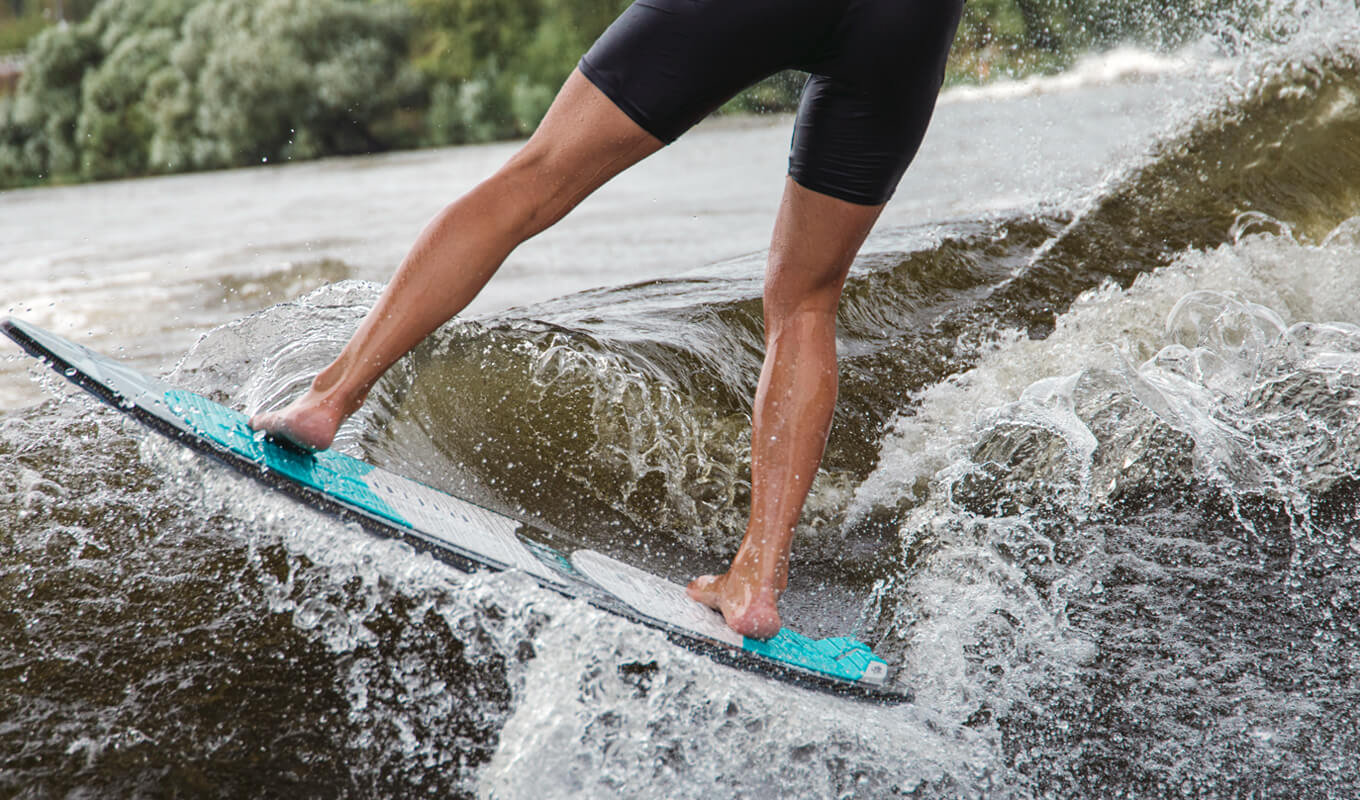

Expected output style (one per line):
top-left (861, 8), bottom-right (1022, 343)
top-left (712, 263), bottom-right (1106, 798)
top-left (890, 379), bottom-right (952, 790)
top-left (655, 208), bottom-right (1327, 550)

top-left (3, 316), bottom-right (908, 704)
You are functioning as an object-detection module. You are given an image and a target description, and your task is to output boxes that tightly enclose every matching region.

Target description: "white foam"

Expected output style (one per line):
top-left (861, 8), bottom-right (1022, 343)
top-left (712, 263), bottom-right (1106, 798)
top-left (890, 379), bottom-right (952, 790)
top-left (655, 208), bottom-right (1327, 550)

top-left (478, 610), bottom-right (1000, 799)
top-left (851, 217), bottom-right (1360, 523)
top-left (941, 46), bottom-right (1214, 105)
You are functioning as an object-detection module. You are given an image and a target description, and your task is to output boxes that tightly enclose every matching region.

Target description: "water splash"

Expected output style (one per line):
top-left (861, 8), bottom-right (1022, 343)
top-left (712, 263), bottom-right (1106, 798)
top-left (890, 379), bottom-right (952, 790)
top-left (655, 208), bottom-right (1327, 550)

top-left (851, 216), bottom-right (1360, 796)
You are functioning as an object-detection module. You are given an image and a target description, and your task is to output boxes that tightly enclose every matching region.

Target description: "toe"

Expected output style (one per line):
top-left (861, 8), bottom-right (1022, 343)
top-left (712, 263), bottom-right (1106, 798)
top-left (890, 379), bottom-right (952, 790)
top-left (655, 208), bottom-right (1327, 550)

top-left (686, 574), bottom-right (722, 607)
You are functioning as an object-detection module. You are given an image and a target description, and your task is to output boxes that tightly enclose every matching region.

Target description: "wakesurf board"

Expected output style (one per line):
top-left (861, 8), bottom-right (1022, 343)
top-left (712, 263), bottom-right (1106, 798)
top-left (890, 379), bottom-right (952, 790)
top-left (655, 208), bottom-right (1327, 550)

top-left (2, 316), bottom-right (906, 703)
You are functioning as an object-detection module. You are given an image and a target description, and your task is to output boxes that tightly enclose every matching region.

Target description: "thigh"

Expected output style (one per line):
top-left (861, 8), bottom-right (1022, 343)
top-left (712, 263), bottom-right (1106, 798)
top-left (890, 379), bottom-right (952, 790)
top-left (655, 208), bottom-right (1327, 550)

top-left (789, 0), bottom-right (964, 206)
top-left (578, 0), bottom-right (834, 143)
top-left (499, 69), bottom-right (666, 236)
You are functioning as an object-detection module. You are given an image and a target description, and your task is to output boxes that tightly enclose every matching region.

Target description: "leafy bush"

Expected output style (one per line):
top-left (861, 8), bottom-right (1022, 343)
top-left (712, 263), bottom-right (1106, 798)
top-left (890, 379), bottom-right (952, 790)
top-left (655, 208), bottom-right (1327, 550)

top-left (0, 93), bottom-right (31, 185)
top-left (409, 0), bottom-right (625, 143)
top-left (8, 21), bottom-right (100, 179)
top-left (153, 0), bottom-right (418, 169)
top-left (77, 27), bottom-right (175, 179)
top-left (0, 0), bottom-right (417, 186)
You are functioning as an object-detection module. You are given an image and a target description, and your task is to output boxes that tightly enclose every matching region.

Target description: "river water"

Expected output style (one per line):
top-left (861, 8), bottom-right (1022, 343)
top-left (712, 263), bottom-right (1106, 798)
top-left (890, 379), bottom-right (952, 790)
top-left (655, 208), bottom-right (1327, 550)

top-left (4, 6), bottom-right (1360, 797)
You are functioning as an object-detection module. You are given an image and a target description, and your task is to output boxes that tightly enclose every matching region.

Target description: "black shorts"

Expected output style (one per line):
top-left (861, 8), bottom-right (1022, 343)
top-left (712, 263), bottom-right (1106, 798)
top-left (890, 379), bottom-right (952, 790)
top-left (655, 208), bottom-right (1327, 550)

top-left (579, 0), bottom-right (963, 206)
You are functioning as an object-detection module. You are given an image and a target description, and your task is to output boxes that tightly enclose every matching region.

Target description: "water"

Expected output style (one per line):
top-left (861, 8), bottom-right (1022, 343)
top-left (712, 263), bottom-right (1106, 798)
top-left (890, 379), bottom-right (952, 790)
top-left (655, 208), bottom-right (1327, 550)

top-left (5, 5), bottom-right (1360, 795)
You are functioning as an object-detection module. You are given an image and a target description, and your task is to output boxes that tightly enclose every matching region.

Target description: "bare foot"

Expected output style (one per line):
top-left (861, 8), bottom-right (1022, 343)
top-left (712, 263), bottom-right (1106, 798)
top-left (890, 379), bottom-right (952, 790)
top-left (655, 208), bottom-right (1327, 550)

top-left (248, 389), bottom-right (350, 452)
top-left (686, 571), bottom-right (783, 640)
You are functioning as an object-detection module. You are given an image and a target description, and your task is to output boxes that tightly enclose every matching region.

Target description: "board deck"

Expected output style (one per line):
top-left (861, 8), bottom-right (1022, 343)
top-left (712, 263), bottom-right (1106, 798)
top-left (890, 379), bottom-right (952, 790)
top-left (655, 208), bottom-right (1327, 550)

top-left (2, 316), bottom-right (905, 703)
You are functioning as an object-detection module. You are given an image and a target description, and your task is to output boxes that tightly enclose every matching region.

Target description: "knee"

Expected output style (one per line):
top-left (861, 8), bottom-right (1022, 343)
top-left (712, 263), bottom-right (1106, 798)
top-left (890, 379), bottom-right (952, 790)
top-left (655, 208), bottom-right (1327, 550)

top-left (765, 262), bottom-right (847, 318)
top-left (763, 300), bottom-right (838, 351)
top-left (484, 144), bottom-right (573, 238)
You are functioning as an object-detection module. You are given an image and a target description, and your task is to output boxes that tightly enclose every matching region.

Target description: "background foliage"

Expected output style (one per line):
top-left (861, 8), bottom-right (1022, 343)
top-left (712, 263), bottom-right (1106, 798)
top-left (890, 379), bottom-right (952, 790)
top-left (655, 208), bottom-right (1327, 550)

top-left (0, 1), bottom-right (100, 52)
top-left (410, 0), bottom-right (623, 142)
top-left (0, 0), bottom-right (416, 184)
top-left (0, 0), bottom-right (1262, 189)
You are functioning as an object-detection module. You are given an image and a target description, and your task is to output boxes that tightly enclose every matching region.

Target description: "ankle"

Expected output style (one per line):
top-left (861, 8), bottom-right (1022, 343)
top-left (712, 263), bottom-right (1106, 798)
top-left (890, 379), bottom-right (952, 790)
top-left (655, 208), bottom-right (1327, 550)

top-left (308, 361), bottom-right (368, 416)
top-left (309, 357), bottom-right (351, 396)
top-left (727, 555), bottom-right (787, 599)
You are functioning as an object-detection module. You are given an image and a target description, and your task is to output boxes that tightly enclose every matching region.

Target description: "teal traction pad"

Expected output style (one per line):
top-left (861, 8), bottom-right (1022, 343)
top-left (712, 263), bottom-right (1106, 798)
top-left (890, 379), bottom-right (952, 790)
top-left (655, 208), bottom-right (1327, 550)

top-left (162, 387), bottom-right (885, 686)
top-left (164, 389), bottom-right (410, 529)
top-left (744, 632), bottom-right (881, 683)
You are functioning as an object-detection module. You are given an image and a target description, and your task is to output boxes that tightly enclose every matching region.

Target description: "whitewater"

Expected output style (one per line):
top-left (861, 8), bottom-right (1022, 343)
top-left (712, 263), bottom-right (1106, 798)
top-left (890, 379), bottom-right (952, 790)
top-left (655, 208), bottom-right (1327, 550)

top-left (3, 6), bottom-right (1360, 797)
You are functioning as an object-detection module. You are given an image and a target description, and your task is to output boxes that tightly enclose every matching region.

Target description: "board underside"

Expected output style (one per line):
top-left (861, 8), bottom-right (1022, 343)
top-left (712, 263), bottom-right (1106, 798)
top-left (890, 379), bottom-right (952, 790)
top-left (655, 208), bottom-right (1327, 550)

top-left (3, 316), bottom-right (906, 703)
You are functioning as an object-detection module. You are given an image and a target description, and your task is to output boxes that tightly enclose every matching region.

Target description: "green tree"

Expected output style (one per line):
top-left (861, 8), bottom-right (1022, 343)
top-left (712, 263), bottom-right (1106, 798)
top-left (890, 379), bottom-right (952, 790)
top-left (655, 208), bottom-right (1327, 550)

top-left (6, 21), bottom-right (99, 178)
top-left (76, 27), bottom-right (175, 179)
top-left (0, 0), bottom-right (419, 185)
top-left (410, 0), bottom-right (625, 143)
top-left (152, 0), bottom-right (418, 169)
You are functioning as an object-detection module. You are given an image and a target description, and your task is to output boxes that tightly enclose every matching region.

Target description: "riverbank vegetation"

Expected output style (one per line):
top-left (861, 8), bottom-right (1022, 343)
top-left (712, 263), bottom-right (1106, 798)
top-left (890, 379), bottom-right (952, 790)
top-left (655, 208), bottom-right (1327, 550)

top-left (0, 0), bottom-right (1259, 189)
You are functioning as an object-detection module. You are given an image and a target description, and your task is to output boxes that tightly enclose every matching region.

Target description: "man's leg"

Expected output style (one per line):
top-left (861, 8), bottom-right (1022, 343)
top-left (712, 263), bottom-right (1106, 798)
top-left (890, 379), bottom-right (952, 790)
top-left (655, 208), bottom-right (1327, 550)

top-left (687, 178), bottom-right (884, 639)
top-left (250, 69), bottom-right (663, 448)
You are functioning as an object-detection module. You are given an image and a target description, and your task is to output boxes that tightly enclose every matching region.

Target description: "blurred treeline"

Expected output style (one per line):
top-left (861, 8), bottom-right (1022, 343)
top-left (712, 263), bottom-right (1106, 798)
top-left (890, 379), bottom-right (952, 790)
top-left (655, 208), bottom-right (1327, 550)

top-left (0, 0), bottom-right (1256, 189)
top-left (0, 1), bottom-right (99, 53)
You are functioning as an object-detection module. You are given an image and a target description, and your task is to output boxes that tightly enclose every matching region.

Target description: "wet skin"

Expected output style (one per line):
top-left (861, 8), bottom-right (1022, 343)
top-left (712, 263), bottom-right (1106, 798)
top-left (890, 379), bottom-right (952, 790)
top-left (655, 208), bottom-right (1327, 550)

top-left (250, 69), bottom-right (883, 639)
